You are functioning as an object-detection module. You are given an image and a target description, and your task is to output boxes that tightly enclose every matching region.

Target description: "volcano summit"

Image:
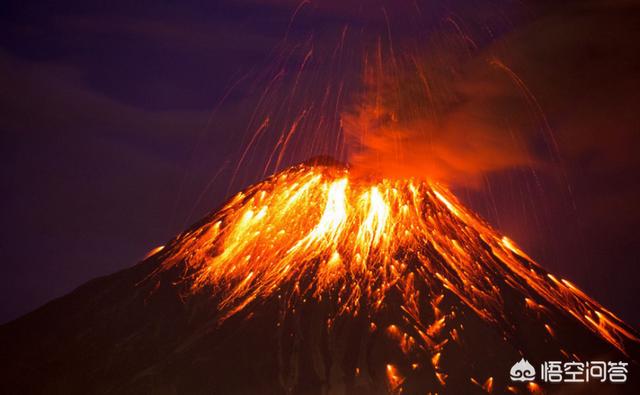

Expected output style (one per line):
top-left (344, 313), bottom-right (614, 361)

top-left (1, 161), bottom-right (638, 394)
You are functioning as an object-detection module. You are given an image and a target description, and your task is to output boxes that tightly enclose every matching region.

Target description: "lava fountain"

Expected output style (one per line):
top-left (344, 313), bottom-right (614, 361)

top-left (146, 159), bottom-right (639, 393)
top-left (3, 160), bottom-right (639, 394)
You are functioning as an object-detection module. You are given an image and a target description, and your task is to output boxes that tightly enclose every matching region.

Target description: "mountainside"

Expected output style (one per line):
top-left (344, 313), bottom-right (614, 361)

top-left (1, 161), bottom-right (638, 394)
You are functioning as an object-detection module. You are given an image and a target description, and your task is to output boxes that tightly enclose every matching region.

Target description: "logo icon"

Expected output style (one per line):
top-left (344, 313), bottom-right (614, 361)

top-left (510, 358), bottom-right (536, 382)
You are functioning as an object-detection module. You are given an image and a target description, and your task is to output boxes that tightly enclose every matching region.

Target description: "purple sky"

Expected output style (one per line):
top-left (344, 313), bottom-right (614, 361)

top-left (1, 0), bottom-right (639, 326)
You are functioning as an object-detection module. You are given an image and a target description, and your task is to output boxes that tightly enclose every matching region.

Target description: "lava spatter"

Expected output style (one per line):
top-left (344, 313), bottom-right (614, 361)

top-left (159, 161), bottom-right (638, 361)
top-left (3, 161), bottom-right (639, 394)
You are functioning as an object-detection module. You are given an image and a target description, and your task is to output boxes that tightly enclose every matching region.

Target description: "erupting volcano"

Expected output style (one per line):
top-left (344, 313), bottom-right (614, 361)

top-left (2, 159), bottom-right (638, 394)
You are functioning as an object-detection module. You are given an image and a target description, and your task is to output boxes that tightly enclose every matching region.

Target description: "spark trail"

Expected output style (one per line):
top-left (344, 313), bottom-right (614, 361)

top-left (159, 161), bottom-right (638, 360)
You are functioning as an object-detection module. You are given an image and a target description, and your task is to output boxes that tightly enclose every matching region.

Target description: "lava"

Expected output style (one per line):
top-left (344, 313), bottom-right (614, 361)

top-left (159, 161), bottom-right (638, 360)
top-left (3, 160), bottom-right (637, 395)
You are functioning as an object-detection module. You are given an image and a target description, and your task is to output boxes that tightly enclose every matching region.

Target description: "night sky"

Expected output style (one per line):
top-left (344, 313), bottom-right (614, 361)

top-left (1, 0), bottom-right (639, 327)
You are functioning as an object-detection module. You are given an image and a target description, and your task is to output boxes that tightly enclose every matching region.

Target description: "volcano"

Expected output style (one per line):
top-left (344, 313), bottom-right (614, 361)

top-left (1, 160), bottom-right (638, 394)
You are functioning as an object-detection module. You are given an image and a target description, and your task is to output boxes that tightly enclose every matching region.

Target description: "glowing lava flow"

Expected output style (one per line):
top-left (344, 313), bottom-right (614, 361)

top-left (159, 162), bottom-right (638, 357)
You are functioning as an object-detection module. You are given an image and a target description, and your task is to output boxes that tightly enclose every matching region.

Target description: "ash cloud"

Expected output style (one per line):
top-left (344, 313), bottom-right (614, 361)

top-left (342, 57), bottom-right (538, 186)
top-left (342, 0), bottom-right (640, 189)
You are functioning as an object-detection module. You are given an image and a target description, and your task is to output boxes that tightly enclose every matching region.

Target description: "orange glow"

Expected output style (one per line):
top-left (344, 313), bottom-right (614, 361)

top-left (482, 376), bottom-right (493, 393)
top-left (544, 323), bottom-right (555, 338)
top-left (524, 298), bottom-right (537, 310)
top-left (386, 363), bottom-right (404, 391)
top-left (160, 163), bottom-right (637, 355)
top-left (143, 245), bottom-right (165, 260)
top-left (527, 382), bottom-right (542, 394)
top-left (431, 352), bottom-right (441, 369)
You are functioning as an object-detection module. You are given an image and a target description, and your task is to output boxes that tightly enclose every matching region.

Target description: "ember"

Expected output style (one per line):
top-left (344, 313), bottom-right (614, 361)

top-left (160, 161), bottom-right (638, 358)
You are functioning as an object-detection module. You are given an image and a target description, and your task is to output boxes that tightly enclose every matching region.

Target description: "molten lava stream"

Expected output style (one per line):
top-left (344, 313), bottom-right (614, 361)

top-left (155, 162), bottom-right (638, 393)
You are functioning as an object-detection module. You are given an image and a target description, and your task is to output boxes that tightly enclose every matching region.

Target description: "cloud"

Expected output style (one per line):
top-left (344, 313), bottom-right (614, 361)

top-left (342, 57), bottom-right (537, 186)
top-left (342, 0), bottom-right (640, 189)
